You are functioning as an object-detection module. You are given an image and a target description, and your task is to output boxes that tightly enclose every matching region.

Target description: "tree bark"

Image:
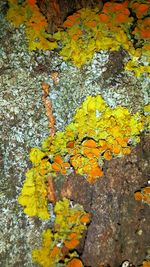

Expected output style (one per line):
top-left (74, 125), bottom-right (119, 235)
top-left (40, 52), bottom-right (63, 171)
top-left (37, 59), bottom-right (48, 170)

top-left (37, 0), bottom-right (101, 33)
top-left (61, 135), bottom-right (150, 267)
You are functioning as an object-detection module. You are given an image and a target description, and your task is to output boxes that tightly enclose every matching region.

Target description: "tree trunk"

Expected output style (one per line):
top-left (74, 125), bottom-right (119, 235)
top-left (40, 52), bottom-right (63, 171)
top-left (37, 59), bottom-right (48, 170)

top-left (37, 0), bottom-right (101, 33)
top-left (61, 135), bottom-right (150, 267)
top-left (1, 1), bottom-right (149, 266)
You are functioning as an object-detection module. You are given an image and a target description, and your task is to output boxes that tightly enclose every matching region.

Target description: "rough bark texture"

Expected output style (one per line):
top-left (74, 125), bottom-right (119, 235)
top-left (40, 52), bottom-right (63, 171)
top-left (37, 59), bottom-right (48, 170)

top-left (37, 0), bottom-right (102, 32)
top-left (61, 135), bottom-right (150, 267)
top-left (1, 2), bottom-right (149, 265)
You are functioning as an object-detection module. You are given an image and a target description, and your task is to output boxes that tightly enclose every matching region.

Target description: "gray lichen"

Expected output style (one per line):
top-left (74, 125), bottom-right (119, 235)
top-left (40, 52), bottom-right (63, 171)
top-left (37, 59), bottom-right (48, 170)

top-left (0, 2), bottom-right (149, 266)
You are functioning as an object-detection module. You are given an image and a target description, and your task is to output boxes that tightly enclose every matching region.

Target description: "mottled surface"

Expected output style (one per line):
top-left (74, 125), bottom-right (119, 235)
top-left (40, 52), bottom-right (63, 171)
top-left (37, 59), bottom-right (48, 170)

top-left (0, 2), bottom-right (150, 266)
top-left (61, 136), bottom-right (150, 267)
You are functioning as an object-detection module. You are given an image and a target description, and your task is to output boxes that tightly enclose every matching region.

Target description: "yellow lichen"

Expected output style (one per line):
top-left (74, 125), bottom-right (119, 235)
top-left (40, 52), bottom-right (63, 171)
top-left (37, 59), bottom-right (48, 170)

top-left (24, 95), bottom-right (148, 184)
top-left (6, 0), bottom-right (57, 50)
top-left (32, 198), bottom-right (89, 266)
top-left (18, 166), bottom-right (50, 219)
top-left (6, 0), bottom-right (150, 75)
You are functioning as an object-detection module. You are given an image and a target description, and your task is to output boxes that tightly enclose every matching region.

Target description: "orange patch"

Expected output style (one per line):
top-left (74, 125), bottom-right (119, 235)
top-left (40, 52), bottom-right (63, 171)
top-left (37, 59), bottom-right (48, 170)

top-left (111, 144), bottom-right (121, 154)
top-left (64, 239), bottom-right (80, 249)
top-left (143, 187), bottom-right (150, 194)
top-left (91, 148), bottom-right (100, 157)
top-left (82, 147), bottom-right (99, 158)
top-left (52, 156), bottom-right (70, 175)
top-left (63, 21), bottom-right (74, 27)
top-left (50, 246), bottom-right (61, 257)
top-left (54, 155), bottom-right (63, 165)
top-left (103, 150), bottom-right (112, 160)
top-left (116, 137), bottom-right (128, 147)
top-left (112, 3), bottom-right (124, 11)
top-left (116, 14), bottom-right (128, 23)
top-left (67, 15), bottom-right (78, 23)
top-left (68, 233), bottom-right (79, 240)
top-left (52, 162), bottom-right (61, 172)
top-left (134, 191), bottom-right (143, 201)
top-left (98, 13), bottom-right (109, 23)
top-left (63, 14), bottom-right (80, 27)
top-left (51, 71), bottom-right (59, 85)
top-left (82, 139), bottom-right (97, 148)
top-left (141, 30), bottom-right (150, 39)
top-left (67, 141), bottom-right (75, 149)
top-left (67, 258), bottom-right (83, 267)
top-left (42, 82), bottom-right (49, 96)
top-left (89, 158), bottom-right (99, 167)
top-left (28, 0), bottom-right (36, 5)
top-left (137, 4), bottom-right (149, 14)
top-left (143, 17), bottom-right (150, 26)
top-left (142, 260), bottom-right (150, 267)
top-left (70, 154), bottom-right (81, 168)
top-left (87, 175), bottom-right (99, 183)
top-left (80, 214), bottom-right (90, 224)
top-left (124, 8), bottom-right (130, 16)
top-left (86, 21), bottom-right (97, 28)
top-left (72, 34), bottom-right (79, 41)
top-left (90, 166), bottom-right (103, 177)
top-left (82, 148), bottom-right (93, 158)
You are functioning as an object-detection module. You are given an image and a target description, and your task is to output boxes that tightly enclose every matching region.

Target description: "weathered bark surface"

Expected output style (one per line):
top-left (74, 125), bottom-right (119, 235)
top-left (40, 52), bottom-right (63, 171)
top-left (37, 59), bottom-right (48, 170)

top-left (37, 0), bottom-right (101, 32)
top-left (61, 135), bottom-right (150, 267)
top-left (1, 2), bottom-right (149, 265)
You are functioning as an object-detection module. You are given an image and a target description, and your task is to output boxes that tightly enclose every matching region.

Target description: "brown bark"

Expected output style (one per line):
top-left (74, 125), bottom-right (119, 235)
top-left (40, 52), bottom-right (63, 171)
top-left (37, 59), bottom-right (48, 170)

top-left (37, 0), bottom-right (62, 33)
top-left (37, 0), bottom-right (102, 33)
top-left (61, 135), bottom-right (150, 267)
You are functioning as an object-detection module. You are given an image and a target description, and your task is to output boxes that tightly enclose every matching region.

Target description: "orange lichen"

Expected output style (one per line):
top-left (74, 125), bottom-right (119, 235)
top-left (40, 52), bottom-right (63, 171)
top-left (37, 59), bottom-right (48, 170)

top-left (67, 141), bottom-right (75, 149)
top-left (82, 139), bottom-right (97, 148)
top-left (87, 165), bottom-right (103, 183)
top-left (80, 213), bottom-right (90, 224)
top-left (98, 13), bottom-right (109, 22)
top-left (86, 21), bottom-right (97, 28)
top-left (116, 13), bottom-right (128, 23)
top-left (52, 155), bottom-right (70, 175)
top-left (134, 186), bottom-right (150, 205)
top-left (134, 191), bottom-right (143, 201)
top-left (50, 246), bottom-right (61, 257)
top-left (131, 2), bottom-right (149, 18)
top-left (32, 198), bottom-right (89, 266)
top-left (140, 260), bottom-right (150, 267)
top-left (103, 150), bottom-right (112, 161)
top-left (67, 258), bottom-right (83, 267)
top-left (82, 147), bottom-right (100, 158)
top-left (28, 0), bottom-right (36, 5)
top-left (110, 143), bottom-right (121, 154)
top-left (64, 238), bottom-right (80, 249)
